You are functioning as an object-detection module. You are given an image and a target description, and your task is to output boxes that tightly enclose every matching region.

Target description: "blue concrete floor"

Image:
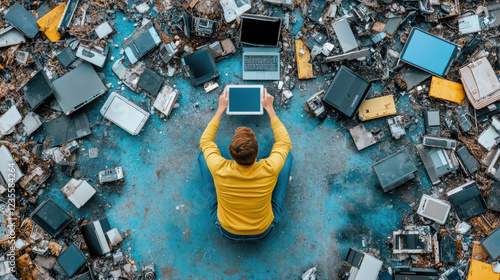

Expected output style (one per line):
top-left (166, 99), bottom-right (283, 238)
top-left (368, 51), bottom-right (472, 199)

top-left (39, 11), bottom-right (435, 279)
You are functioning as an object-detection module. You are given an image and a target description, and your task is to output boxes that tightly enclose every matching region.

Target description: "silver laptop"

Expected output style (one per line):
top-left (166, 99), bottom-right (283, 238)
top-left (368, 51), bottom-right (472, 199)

top-left (242, 47), bottom-right (280, 80)
top-left (240, 14), bottom-right (281, 81)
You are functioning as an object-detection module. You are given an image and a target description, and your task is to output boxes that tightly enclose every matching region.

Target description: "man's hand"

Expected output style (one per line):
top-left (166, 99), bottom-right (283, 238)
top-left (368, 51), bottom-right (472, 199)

top-left (219, 87), bottom-right (229, 111)
top-left (262, 89), bottom-right (277, 119)
top-left (214, 87), bottom-right (229, 120)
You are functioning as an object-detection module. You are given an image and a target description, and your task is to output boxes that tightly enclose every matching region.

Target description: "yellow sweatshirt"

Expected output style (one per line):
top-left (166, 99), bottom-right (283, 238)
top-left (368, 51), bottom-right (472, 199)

top-left (200, 116), bottom-right (292, 235)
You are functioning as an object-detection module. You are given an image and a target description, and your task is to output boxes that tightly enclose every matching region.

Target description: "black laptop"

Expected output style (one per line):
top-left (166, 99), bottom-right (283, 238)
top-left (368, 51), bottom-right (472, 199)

top-left (322, 66), bottom-right (371, 118)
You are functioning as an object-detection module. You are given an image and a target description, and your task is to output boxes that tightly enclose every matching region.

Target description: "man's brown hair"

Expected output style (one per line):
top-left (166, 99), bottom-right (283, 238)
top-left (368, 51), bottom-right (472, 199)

top-left (229, 127), bottom-right (258, 165)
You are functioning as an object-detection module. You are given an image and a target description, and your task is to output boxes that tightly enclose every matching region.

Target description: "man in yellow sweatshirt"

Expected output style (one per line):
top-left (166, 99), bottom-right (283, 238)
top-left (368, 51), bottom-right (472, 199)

top-left (199, 87), bottom-right (293, 242)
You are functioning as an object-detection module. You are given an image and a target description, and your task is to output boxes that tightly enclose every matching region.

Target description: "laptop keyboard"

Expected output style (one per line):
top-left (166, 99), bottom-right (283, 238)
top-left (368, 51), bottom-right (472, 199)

top-left (244, 55), bottom-right (279, 72)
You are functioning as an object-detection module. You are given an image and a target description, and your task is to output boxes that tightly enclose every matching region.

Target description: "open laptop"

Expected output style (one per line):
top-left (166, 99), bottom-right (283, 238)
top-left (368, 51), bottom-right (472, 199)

top-left (240, 14), bottom-right (281, 80)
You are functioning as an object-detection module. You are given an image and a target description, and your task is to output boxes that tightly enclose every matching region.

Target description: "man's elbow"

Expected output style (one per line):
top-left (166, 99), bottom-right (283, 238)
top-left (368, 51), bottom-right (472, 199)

top-left (283, 137), bottom-right (292, 149)
top-left (199, 139), bottom-right (207, 150)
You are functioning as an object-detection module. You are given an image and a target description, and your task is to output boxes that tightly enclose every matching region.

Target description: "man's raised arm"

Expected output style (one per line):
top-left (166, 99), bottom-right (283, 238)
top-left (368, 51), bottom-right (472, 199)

top-left (199, 88), bottom-right (229, 171)
top-left (262, 89), bottom-right (292, 173)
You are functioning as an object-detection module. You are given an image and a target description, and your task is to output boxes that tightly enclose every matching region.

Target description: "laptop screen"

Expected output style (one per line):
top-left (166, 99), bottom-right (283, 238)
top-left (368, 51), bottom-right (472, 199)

top-left (400, 28), bottom-right (458, 77)
top-left (229, 87), bottom-right (261, 112)
top-left (183, 48), bottom-right (219, 85)
top-left (240, 16), bottom-right (281, 46)
top-left (184, 49), bottom-right (216, 79)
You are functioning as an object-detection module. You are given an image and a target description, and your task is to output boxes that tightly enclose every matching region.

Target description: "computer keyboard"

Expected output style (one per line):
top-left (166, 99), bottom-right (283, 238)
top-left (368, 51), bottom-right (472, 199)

top-left (244, 55), bottom-right (279, 72)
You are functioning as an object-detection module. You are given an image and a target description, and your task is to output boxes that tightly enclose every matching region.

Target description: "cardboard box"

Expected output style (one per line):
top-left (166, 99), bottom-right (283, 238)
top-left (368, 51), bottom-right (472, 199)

top-left (61, 179), bottom-right (96, 209)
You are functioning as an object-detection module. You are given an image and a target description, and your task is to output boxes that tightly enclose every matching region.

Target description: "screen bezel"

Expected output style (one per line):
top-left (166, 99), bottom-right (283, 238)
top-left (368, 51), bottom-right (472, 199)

top-left (400, 28), bottom-right (460, 77)
top-left (226, 85), bottom-right (264, 115)
top-left (240, 14), bottom-right (282, 47)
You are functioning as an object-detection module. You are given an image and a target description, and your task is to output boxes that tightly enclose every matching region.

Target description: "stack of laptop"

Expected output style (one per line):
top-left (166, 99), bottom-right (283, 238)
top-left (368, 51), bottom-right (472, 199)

top-left (240, 14), bottom-right (282, 80)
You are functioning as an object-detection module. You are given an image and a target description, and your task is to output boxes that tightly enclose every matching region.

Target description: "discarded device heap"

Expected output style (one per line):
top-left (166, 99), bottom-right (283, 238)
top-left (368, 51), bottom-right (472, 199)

top-left (2, 0), bottom-right (500, 279)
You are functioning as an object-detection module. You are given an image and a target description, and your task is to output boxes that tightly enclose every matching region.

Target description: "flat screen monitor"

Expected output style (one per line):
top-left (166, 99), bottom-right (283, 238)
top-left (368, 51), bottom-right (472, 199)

top-left (226, 85), bottom-right (263, 115)
top-left (240, 15), bottom-right (281, 47)
top-left (400, 28), bottom-right (459, 77)
top-left (100, 92), bottom-right (150, 135)
top-left (183, 48), bottom-right (220, 86)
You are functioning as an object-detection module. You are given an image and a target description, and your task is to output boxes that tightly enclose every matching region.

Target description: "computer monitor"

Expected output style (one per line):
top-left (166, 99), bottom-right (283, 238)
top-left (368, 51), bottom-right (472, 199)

top-left (240, 14), bottom-right (281, 47)
top-left (372, 150), bottom-right (417, 192)
top-left (30, 199), bottom-right (73, 237)
top-left (183, 48), bottom-right (220, 86)
top-left (400, 28), bottom-right (459, 77)
top-left (226, 85), bottom-right (263, 115)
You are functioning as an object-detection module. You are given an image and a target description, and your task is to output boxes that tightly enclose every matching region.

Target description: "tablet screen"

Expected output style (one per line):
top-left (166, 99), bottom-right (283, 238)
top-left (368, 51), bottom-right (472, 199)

top-left (401, 29), bottom-right (458, 77)
top-left (229, 87), bottom-right (261, 112)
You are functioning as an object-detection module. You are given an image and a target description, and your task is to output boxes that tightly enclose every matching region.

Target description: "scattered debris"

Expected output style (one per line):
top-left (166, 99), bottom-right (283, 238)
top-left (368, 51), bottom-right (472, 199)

top-left (349, 124), bottom-right (381, 151)
top-left (99, 167), bottom-right (125, 184)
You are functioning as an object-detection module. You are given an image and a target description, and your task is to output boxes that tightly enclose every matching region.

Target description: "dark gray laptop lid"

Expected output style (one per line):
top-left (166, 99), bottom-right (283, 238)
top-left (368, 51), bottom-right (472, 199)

top-left (52, 63), bottom-right (107, 115)
top-left (323, 66), bottom-right (371, 118)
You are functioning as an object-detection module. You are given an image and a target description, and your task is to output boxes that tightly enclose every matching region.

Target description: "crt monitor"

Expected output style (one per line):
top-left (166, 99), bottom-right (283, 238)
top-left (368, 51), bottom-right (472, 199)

top-left (183, 48), bottom-right (220, 86)
top-left (226, 85), bottom-right (264, 115)
top-left (400, 28), bottom-right (459, 77)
